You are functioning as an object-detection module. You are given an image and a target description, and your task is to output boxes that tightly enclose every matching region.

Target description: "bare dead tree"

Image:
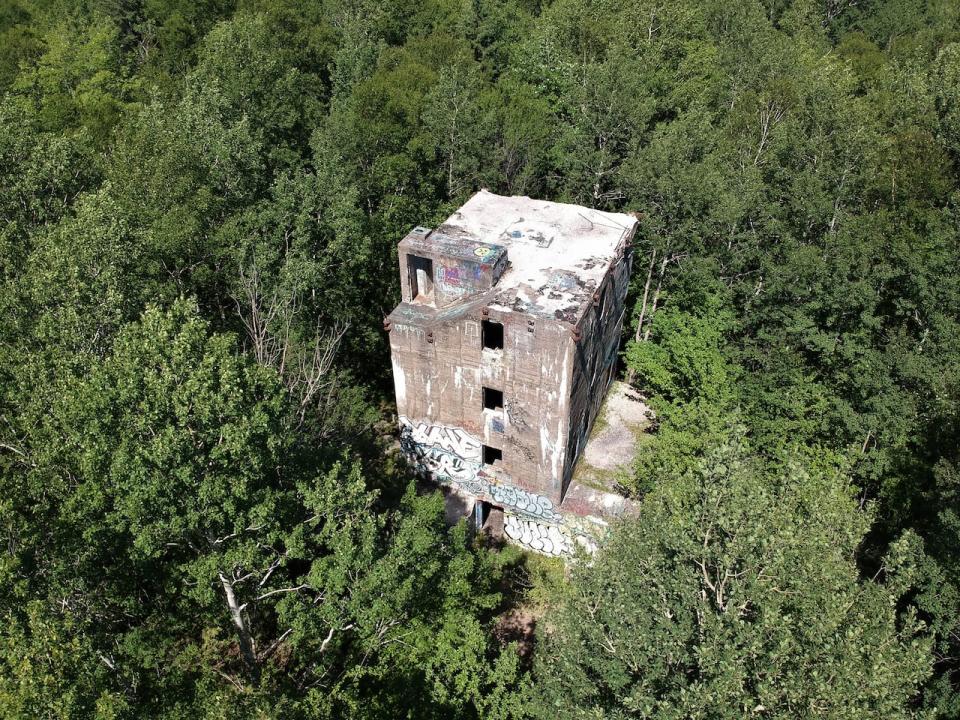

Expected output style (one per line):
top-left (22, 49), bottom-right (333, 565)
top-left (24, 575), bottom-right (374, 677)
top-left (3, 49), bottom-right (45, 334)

top-left (626, 247), bottom-right (658, 384)
top-left (642, 251), bottom-right (672, 342)
top-left (638, 247), bottom-right (686, 342)
top-left (753, 98), bottom-right (787, 167)
top-left (235, 263), bottom-right (349, 433)
top-left (634, 248), bottom-right (658, 339)
top-left (626, 242), bottom-right (687, 384)
top-left (208, 520), bottom-right (326, 686)
top-left (291, 321), bottom-right (349, 429)
top-left (822, 0), bottom-right (859, 24)
top-left (219, 570), bottom-right (261, 683)
top-left (236, 263), bottom-right (292, 371)
top-left (215, 551), bottom-right (317, 687)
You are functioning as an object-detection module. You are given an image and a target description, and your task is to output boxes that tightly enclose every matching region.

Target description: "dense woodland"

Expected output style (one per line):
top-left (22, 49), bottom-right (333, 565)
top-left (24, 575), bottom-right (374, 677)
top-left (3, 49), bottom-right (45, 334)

top-left (1, 0), bottom-right (959, 717)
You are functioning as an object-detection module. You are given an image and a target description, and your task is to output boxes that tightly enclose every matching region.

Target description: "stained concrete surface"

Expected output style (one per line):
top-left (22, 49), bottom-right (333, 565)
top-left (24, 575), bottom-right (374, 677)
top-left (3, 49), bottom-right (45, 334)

top-left (575, 381), bottom-right (652, 488)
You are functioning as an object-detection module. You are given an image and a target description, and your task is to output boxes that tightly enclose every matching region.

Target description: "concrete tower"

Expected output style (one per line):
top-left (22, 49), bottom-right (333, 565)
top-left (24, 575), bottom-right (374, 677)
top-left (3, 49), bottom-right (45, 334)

top-left (386, 191), bottom-right (638, 555)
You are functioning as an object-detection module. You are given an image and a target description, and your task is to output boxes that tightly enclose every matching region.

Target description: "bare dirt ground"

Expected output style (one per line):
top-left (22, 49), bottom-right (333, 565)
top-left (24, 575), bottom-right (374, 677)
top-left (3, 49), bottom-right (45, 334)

top-left (493, 606), bottom-right (538, 659)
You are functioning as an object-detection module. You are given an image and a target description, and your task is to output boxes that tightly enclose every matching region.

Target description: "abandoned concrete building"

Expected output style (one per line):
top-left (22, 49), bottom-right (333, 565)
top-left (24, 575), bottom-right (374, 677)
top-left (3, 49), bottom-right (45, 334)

top-left (386, 190), bottom-right (639, 556)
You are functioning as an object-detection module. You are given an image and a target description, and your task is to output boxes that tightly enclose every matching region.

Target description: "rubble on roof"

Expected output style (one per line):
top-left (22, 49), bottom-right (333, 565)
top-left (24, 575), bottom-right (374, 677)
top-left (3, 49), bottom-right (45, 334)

top-left (430, 190), bottom-right (636, 320)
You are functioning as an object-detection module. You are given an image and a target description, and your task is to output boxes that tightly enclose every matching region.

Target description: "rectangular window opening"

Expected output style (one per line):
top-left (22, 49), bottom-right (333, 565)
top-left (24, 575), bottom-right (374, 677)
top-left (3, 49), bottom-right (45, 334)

top-left (482, 387), bottom-right (504, 411)
top-left (407, 255), bottom-right (434, 301)
top-left (482, 445), bottom-right (503, 466)
top-left (481, 320), bottom-right (504, 350)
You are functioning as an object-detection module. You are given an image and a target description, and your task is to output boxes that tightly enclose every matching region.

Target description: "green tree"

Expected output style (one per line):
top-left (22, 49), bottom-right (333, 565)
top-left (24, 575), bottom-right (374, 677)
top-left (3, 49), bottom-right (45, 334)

top-left (0, 301), bottom-right (519, 717)
top-left (535, 438), bottom-right (932, 719)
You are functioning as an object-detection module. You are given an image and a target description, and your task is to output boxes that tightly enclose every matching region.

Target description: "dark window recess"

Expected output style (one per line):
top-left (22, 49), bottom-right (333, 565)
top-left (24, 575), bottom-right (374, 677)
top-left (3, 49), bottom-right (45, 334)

top-left (481, 320), bottom-right (504, 349)
top-left (482, 445), bottom-right (503, 466)
top-left (407, 255), bottom-right (433, 301)
top-left (483, 387), bottom-right (504, 411)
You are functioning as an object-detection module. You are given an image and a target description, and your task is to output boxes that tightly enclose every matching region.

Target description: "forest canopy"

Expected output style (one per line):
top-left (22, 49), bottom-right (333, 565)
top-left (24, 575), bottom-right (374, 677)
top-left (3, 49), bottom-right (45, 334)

top-left (1, 0), bottom-right (958, 718)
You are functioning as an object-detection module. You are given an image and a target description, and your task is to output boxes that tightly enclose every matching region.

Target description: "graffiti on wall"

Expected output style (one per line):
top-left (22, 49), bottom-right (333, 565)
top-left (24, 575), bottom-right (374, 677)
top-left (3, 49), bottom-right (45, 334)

top-left (436, 262), bottom-right (482, 294)
top-left (490, 484), bottom-right (561, 522)
top-left (398, 416), bottom-right (562, 523)
top-left (400, 417), bottom-right (482, 459)
top-left (473, 245), bottom-right (497, 262)
top-left (505, 434), bottom-right (535, 463)
top-left (399, 416), bottom-right (484, 493)
top-left (504, 399), bottom-right (530, 430)
top-left (398, 417), bottom-right (608, 559)
top-left (503, 513), bottom-right (599, 557)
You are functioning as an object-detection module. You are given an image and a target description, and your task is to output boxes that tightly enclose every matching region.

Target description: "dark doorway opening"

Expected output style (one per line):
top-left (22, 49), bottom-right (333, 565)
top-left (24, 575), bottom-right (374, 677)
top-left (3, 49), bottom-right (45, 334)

top-left (407, 255), bottom-right (434, 301)
top-left (482, 320), bottom-right (504, 350)
top-left (473, 500), bottom-right (490, 530)
top-left (482, 387), bottom-right (504, 411)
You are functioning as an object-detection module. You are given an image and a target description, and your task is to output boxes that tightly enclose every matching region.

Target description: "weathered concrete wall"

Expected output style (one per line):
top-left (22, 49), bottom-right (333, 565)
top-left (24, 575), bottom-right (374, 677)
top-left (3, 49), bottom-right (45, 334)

top-left (390, 242), bottom-right (633, 509)
top-left (559, 244), bottom-right (634, 497)
top-left (387, 192), bottom-right (638, 558)
top-left (400, 415), bottom-right (565, 519)
top-left (398, 414), bottom-right (610, 558)
top-left (390, 306), bottom-right (574, 504)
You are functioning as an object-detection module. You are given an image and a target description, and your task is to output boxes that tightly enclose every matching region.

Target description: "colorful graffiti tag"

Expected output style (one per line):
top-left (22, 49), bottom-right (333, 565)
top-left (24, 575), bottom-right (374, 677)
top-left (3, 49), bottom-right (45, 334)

top-left (436, 262), bottom-right (484, 295)
top-left (398, 416), bottom-right (561, 522)
top-left (473, 246), bottom-right (497, 261)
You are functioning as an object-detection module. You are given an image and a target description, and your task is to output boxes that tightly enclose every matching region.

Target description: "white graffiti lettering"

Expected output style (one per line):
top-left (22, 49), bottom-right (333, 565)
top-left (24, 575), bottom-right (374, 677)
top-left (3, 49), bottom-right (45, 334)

top-left (398, 416), bottom-right (563, 524)
top-left (400, 416), bottom-right (481, 460)
top-left (489, 484), bottom-right (560, 522)
top-left (503, 514), bottom-right (599, 558)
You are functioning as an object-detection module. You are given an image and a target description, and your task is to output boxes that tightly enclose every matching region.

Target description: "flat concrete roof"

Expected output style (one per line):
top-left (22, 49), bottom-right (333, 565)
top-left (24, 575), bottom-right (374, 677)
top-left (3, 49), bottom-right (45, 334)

top-left (433, 191), bottom-right (637, 322)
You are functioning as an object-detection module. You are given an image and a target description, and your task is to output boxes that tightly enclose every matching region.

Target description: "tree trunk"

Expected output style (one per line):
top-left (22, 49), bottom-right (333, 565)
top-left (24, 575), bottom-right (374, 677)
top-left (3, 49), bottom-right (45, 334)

top-left (220, 573), bottom-right (260, 684)
top-left (634, 247), bottom-right (658, 342)
top-left (642, 254), bottom-right (670, 342)
top-left (626, 248), bottom-right (658, 383)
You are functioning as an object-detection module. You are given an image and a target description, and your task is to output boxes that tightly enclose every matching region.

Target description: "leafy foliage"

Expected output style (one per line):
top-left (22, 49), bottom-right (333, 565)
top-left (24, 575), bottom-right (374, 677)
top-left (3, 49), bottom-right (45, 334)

top-left (535, 439), bottom-right (932, 718)
top-left (0, 0), bottom-right (958, 716)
